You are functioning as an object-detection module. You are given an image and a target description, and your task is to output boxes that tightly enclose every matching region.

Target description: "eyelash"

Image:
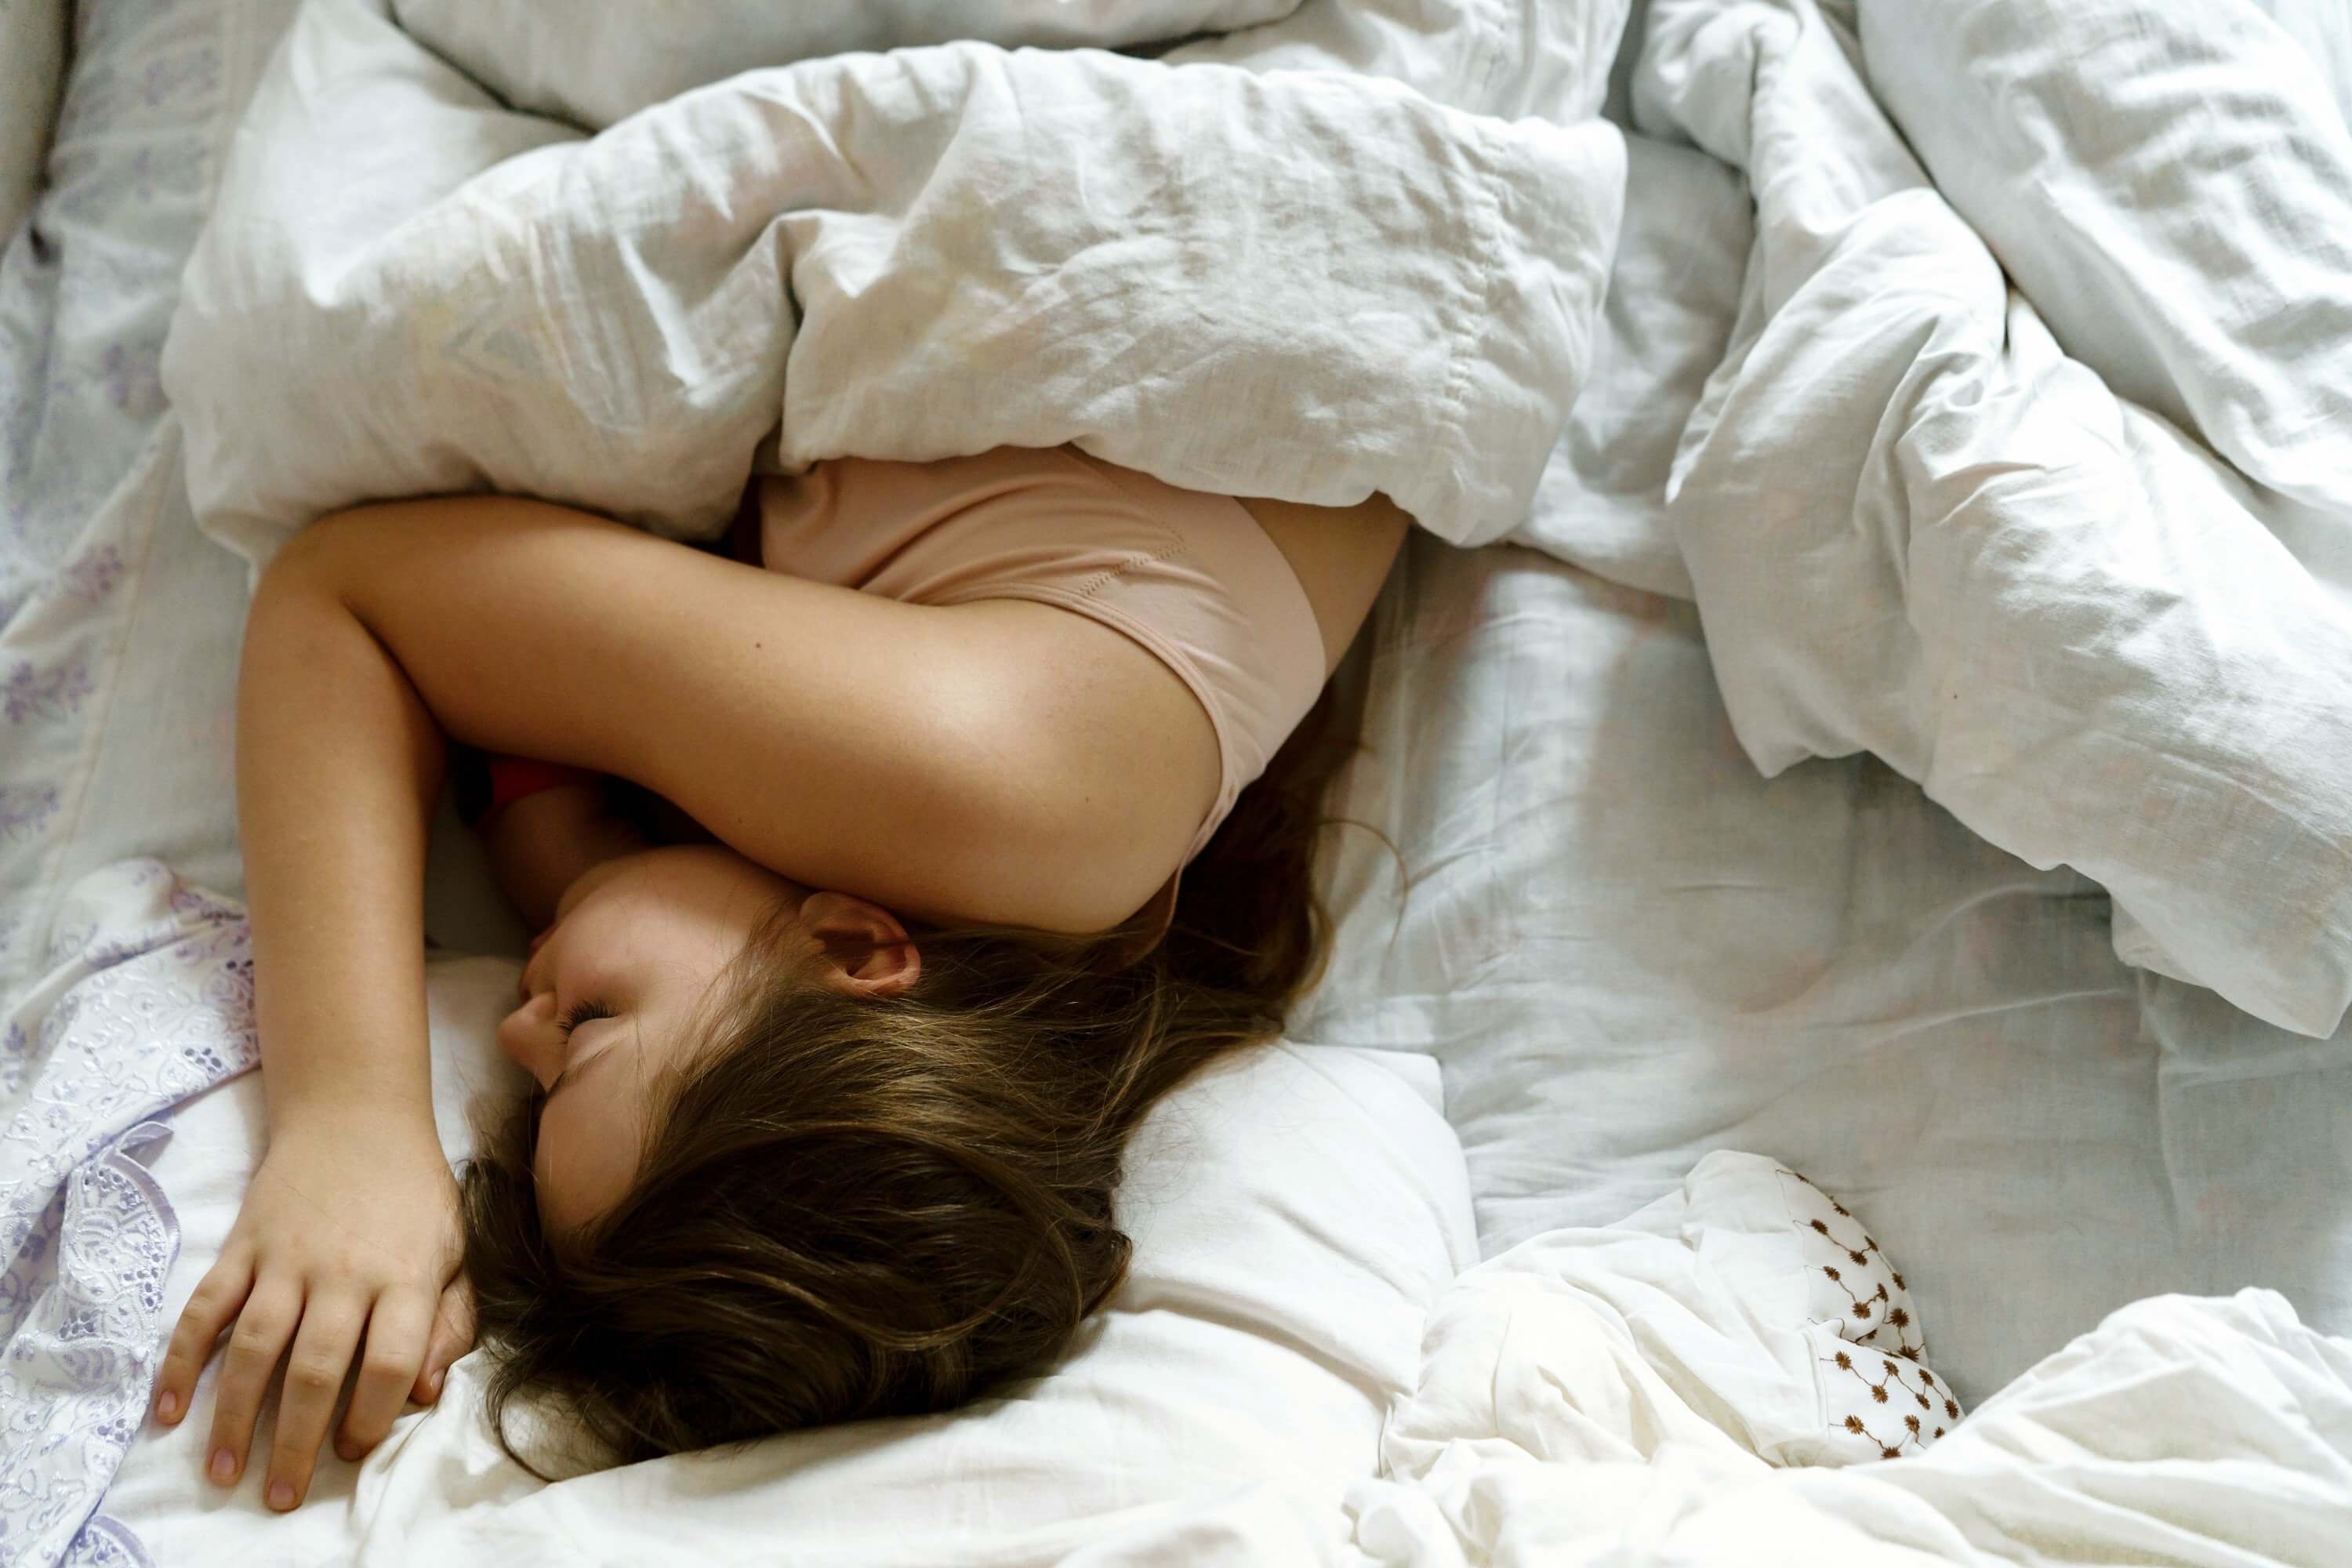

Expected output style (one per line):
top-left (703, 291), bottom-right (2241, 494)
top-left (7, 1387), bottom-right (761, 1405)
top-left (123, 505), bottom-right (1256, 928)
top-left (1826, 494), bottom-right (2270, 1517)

top-left (556, 998), bottom-right (615, 1038)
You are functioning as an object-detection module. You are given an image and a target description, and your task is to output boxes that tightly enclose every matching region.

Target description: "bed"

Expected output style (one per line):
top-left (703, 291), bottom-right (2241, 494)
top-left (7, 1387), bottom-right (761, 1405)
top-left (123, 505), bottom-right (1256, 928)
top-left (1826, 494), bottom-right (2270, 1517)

top-left (7, 0), bottom-right (2352, 1563)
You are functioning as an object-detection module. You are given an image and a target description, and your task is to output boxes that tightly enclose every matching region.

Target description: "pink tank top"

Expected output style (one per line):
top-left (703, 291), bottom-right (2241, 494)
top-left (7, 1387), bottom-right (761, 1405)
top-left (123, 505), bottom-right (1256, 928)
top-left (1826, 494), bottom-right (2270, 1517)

top-left (740, 446), bottom-right (1328, 947)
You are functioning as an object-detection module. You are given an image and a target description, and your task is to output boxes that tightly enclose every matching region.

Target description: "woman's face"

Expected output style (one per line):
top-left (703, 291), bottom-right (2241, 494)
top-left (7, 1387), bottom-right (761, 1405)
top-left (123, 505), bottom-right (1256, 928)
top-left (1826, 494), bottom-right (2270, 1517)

top-left (497, 842), bottom-right (923, 1236)
top-left (497, 845), bottom-right (803, 1235)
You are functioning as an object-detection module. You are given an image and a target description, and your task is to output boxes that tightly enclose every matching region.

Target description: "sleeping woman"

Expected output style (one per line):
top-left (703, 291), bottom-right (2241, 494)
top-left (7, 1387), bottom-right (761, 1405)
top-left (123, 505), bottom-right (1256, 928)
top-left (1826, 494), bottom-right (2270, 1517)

top-left (147, 445), bottom-right (1410, 1508)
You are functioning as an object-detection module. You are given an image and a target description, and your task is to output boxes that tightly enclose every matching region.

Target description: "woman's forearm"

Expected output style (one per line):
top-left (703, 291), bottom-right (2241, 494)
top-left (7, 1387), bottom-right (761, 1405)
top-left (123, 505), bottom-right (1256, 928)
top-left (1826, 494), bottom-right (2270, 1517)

top-left (237, 554), bottom-right (447, 1131)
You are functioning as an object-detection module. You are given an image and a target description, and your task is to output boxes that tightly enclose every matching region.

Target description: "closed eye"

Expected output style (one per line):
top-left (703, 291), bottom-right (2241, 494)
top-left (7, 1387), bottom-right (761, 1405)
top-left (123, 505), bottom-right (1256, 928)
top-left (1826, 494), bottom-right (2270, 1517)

top-left (543, 998), bottom-right (618, 1107)
top-left (556, 998), bottom-right (615, 1038)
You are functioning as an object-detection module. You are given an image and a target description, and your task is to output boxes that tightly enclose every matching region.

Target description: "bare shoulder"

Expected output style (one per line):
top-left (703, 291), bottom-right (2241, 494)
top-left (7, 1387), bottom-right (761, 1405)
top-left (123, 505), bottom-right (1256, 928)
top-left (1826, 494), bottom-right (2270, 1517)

top-left (274, 495), bottom-right (1214, 933)
top-left (1236, 492), bottom-right (1413, 677)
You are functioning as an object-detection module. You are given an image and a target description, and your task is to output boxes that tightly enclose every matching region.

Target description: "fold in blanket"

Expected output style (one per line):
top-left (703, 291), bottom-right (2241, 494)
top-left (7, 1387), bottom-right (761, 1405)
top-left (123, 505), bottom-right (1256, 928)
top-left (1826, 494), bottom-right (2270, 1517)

top-left (162, 0), bottom-right (1625, 572)
top-left (1634, 0), bottom-right (2352, 1038)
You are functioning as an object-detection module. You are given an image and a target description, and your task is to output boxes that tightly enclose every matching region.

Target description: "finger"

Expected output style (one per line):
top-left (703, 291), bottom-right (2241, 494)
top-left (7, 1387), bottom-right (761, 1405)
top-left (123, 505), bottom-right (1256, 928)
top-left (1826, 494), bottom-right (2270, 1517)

top-left (412, 1277), bottom-right (477, 1405)
top-left (264, 1290), bottom-right (369, 1510)
top-left (336, 1290), bottom-right (433, 1462)
top-left (154, 1250), bottom-right (255, 1428)
top-left (203, 1278), bottom-right (303, 1490)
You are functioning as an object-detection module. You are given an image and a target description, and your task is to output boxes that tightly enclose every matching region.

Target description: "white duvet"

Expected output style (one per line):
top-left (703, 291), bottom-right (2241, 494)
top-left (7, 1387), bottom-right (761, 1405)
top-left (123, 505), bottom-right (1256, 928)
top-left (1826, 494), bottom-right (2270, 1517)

top-left (1637, 0), bottom-right (2352, 1042)
top-left (161, 0), bottom-right (1627, 566)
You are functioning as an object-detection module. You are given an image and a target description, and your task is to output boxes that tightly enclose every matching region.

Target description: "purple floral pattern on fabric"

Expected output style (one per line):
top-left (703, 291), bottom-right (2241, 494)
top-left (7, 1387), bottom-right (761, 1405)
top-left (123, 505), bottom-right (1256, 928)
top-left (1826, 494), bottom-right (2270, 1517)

top-left (1, 859), bottom-right (256, 1568)
top-left (6, 43), bottom-right (280, 1566)
top-left (3, 0), bottom-right (229, 949)
top-left (4, 657), bottom-right (96, 724)
top-left (53, 547), bottom-right (126, 606)
top-left (0, 783), bottom-right (61, 844)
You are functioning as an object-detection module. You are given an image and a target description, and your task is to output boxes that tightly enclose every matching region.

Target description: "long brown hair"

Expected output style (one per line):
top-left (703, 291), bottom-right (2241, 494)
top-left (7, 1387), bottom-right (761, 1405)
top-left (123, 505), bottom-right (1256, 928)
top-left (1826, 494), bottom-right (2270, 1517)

top-left (457, 643), bottom-right (1379, 1475)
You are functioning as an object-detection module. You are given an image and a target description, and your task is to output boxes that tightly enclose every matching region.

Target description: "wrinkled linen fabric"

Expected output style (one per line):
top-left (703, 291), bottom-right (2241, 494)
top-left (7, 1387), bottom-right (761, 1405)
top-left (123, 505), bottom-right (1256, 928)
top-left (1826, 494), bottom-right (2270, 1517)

top-left (1336, 1153), bottom-right (2352, 1567)
top-left (0, 861), bottom-right (256, 1568)
top-left (160, 0), bottom-right (1626, 574)
top-left (1341, 1290), bottom-right (2352, 1566)
top-left (1632, 0), bottom-right (2352, 1038)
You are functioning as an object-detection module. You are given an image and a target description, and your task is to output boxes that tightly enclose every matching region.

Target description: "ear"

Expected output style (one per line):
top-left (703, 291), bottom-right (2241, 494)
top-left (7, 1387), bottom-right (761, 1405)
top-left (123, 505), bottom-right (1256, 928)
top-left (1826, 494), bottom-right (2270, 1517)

top-left (798, 891), bottom-right (921, 1000)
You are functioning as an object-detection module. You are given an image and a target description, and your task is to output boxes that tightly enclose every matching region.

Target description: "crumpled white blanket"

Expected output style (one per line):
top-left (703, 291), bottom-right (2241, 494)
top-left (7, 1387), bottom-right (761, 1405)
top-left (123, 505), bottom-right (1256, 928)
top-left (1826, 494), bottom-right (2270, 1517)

top-left (1339, 1300), bottom-right (2352, 1566)
top-left (1331, 1156), bottom-right (2352, 1566)
top-left (1634, 0), bottom-right (2352, 1039)
top-left (984, 1151), bottom-right (2352, 1566)
top-left (160, 0), bottom-right (1627, 570)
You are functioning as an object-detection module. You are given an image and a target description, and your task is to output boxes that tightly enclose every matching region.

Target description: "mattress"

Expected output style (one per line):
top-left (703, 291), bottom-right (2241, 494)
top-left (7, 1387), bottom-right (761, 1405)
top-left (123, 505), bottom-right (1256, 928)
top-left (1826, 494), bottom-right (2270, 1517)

top-left (5, 0), bottom-right (2350, 1561)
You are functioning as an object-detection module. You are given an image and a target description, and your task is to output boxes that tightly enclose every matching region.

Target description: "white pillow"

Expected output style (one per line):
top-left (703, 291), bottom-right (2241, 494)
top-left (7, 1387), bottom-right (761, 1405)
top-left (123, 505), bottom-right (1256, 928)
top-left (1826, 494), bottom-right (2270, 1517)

top-left (1859, 0), bottom-right (2352, 516)
top-left (390, 0), bottom-right (1307, 129)
top-left (114, 955), bottom-right (1478, 1566)
top-left (0, 0), bottom-right (66, 241)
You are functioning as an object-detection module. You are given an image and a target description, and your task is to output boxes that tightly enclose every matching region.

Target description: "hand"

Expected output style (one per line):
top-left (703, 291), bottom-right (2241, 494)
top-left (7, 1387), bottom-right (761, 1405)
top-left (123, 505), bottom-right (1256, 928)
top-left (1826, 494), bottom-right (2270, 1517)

top-left (480, 776), bottom-right (648, 932)
top-left (152, 1112), bottom-right (474, 1510)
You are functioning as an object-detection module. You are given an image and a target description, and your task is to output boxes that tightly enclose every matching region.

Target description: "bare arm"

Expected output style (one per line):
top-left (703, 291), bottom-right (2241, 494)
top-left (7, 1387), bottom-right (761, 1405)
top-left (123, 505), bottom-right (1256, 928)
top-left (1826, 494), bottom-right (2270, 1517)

top-left (235, 541), bottom-right (446, 1128)
top-left (151, 539), bottom-right (479, 1512)
top-left (267, 494), bottom-right (1214, 932)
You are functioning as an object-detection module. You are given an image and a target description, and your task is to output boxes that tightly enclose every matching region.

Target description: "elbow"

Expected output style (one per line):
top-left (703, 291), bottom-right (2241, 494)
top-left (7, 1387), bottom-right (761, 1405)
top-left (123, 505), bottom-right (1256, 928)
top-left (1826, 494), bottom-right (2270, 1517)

top-left (253, 507), bottom-right (370, 601)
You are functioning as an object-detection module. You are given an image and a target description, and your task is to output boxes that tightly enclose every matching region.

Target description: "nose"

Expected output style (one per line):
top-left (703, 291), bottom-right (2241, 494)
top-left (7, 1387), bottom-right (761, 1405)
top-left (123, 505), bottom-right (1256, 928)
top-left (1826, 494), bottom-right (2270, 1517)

top-left (497, 988), bottom-right (560, 1084)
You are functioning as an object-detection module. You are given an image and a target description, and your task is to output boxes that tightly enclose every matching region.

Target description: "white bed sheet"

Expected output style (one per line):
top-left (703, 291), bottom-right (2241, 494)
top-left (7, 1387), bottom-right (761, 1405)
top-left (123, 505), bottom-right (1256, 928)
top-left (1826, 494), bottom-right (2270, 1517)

top-left (5, 0), bottom-right (2351, 1556)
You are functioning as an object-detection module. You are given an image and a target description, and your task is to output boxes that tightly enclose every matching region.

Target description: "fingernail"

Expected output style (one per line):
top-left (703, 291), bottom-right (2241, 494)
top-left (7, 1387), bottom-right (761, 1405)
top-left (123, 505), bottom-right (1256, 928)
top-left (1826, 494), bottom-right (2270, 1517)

top-left (154, 1388), bottom-right (177, 1421)
top-left (209, 1448), bottom-right (235, 1483)
top-left (430, 1367), bottom-right (445, 1397)
top-left (268, 1478), bottom-right (294, 1510)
